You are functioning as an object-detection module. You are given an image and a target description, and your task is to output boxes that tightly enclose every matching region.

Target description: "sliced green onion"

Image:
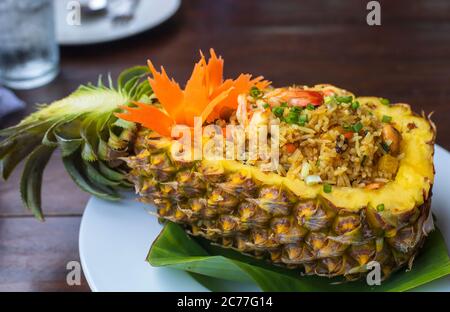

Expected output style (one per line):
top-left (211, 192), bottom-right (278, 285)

top-left (377, 204), bottom-right (385, 212)
top-left (284, 112), bottom-right (298, 124)
top-left (272, 107), bottom-right (284, 117)
top-left (290, 106), bottom-right (302, 113)
top-left (299, 115), bottom-right (308, 123)
top-left (380, 98), bottom-right (390, 106)
top-left (352, 122), bottom-right (363, 133)
top-left (250, 86), bottom-right (262, 98)
top-left (281, 102), bottom-right (288, 107)
top-left (351, 101), bottom-right (360, 110)
top-left (382, 115), bottom-right (392, 123)
top-left (324, 96), bottom-right (336, 105)
top-left (306, 103), bottom-right (315, 110)
top-left (297, 114), bottom-right (308, 126)
top-left (336, 95), bottom-right (353, 103)
top-left (323, 183), bottom-right (332, 193)
top-left (263, 103), bottom-right (270, 109)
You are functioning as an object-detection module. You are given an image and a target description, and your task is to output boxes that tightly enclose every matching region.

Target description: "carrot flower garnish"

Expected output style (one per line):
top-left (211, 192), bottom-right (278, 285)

top-left (116, 49), bottom-right (271, 137)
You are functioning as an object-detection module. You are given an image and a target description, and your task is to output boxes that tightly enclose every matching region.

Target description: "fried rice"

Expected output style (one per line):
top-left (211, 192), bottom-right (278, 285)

top-left (210, 84), bottom-right (402, 189)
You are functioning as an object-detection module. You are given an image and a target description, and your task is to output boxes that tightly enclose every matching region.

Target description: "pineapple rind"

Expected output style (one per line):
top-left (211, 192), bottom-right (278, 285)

top-left (126, 98), bottom-right (435, 280)
top-left (127, 106), bottom-right (434, 280)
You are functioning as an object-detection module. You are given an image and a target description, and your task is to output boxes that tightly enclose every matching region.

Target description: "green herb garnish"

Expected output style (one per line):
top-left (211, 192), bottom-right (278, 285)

top-left (336, 95), bottom-right (353, 103)
top-left (382, 115), bottom-right (392, 123)
top-left (263, 103), bottom-right (270, 109)
top-left (284, 112), bottom-right (299, 124)
top-left (324, 96), bottom-right (336, 104)
top-left (351, 101), bottom-right (360, 110)
top-left (377, 204), bottom-right (385, 212)
top-left (380, 98), bottom-right (390, 106)
top-left (272, 107), bottom-right (284, 118)
top-left (290, 106), bottom-right (302, 113)
top-left (250, 86), bottom-right (262, 98)
top-left (323, 183), bottom-right (332, 194)
top-left (306, 103), bottom-right (315, 111)
top-left (352, 122), bottom-right (363, 133)
top-left (298, 114), bottom-right (308, 125)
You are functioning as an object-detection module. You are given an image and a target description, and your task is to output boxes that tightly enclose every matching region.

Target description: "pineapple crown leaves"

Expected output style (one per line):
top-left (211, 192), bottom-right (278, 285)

top-left (0, 66), bottom-right (151, 220)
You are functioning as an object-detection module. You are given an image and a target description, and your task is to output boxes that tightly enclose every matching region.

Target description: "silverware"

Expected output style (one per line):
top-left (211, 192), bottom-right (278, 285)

top-left (80, 0), bottom-right (108, 16)
top-left (109, 0), bottom-right (140, 25)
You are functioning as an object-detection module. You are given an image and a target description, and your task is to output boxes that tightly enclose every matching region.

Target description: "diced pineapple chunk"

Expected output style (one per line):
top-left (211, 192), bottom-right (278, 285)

top-left (378, 154), bottom-right (399, 175)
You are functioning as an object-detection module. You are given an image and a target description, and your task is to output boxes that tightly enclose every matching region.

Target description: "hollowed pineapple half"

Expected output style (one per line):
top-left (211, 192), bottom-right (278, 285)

top-left (126, 96), bottom-right (435, 280)
top-left (0, 51), bottom-right (435, 281)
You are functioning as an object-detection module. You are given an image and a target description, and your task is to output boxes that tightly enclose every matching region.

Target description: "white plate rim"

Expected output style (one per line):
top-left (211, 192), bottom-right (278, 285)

top-left (55, 0), bottom-right (181, 46)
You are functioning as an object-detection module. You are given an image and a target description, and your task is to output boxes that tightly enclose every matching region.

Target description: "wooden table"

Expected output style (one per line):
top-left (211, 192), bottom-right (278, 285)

top-left (1, 0), bottom-right (449, 291)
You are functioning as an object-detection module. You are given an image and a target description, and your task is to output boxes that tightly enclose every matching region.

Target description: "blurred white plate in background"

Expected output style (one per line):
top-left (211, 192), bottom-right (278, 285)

top-left (55, 0), bottom-right (181, 46)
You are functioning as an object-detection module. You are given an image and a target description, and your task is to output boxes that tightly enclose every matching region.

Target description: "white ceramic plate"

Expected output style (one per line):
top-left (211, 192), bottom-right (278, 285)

top-left (54, 0), bottom-right (181, 46)
top-left (79, 145), bottom-right (450, 292)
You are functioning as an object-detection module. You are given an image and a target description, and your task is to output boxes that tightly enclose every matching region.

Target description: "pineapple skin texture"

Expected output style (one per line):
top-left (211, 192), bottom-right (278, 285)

top-left (125, 100), bottom-right (436, 280)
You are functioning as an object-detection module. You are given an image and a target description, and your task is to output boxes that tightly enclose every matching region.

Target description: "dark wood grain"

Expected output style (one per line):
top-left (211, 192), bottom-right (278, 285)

top-left (1, 0), bottom-right (449, 291)
top-left (0, 217), bottom-right (89, 291)
top-left (0, 152), bottom-right (89, 216)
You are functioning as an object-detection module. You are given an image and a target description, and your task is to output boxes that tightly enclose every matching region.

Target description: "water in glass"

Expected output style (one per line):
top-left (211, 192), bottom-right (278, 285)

top-left (0, 0), bottom-right (59, 89)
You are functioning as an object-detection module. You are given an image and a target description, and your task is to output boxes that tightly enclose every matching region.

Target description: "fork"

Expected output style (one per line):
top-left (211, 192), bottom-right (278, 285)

top-left (109, 0), bottom-right (140, 25)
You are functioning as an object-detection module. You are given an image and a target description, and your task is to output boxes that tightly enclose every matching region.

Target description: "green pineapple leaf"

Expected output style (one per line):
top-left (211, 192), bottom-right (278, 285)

top-left (147, 222), bottom-right (450, 292)
top-left (62, 153), bottom-right (120, 201)
top-left (117, 65), bottom-right (150, 95)
top-left (20, 145), bottom-right (56, 221)
top-left (0, 66), bottom-right (153, 219)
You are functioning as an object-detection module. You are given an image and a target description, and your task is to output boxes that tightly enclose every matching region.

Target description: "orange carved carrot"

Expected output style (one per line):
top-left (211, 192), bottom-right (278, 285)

top-left (116, 49), bottom-right (271, 137)
top-left (116, 102), bottom-right (175, 138)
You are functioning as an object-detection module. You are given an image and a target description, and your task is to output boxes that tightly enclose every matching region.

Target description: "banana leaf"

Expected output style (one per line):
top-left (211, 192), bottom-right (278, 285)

top-left (147, 222), bottom-right (450, 292)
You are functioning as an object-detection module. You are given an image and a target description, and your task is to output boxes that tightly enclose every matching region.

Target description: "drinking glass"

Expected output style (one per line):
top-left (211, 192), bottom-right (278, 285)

top-left (0, 0), bottom-right (59, 89)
